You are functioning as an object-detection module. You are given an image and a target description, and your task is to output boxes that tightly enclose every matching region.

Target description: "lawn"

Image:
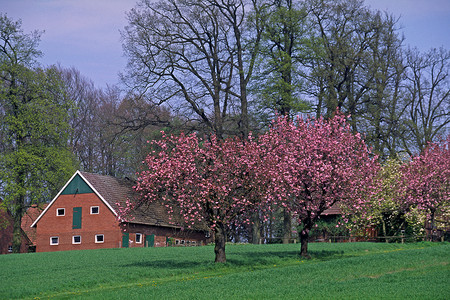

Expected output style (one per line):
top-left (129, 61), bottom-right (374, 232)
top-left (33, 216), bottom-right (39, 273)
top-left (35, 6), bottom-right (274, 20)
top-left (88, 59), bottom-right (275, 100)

top-left (0, 242), bottom-right (448, 299)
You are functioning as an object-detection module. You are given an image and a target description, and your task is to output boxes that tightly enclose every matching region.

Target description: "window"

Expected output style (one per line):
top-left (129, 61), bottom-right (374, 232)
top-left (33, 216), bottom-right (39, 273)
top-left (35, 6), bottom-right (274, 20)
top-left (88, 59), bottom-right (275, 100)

top-left (56, 208), bottom-right (65, 216)
top-left (72, 235), bottom-right (81, 244)
top-left (135, 233), bottom-right (142, 244)
top-left (90, 206), bottom-right (99, 214)
top-left (95, 234), bottom-right (104, 243)
top-left (8, 246), bottom-right (12, 253)
top-left (50, 236), bottom-right (59, 245)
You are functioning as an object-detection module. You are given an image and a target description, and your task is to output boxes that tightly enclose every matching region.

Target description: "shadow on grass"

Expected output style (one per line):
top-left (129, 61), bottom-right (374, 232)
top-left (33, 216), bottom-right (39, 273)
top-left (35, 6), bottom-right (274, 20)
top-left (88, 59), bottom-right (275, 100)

top-left (309, 250), bottom-right (346, 260)
top-left (123, 248), bottom-right (348, 270)
top-left (227, 249), bottom-right (346, 265)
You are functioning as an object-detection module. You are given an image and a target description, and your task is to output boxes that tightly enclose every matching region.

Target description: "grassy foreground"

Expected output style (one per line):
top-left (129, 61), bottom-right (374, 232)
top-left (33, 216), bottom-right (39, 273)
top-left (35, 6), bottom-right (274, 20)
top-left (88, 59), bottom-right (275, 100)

top-left (0, 242), bottom-right (448, 299)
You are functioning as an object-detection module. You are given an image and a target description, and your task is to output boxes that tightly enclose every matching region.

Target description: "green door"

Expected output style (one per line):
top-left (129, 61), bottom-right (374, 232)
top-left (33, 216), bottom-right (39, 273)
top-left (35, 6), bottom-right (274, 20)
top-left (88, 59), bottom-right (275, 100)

top-left (72, 207), bottom-right (82, 229)
top-left (145, 234), bottom-right (155, 247)
top-left (122, 232), bottom-right (129, 248)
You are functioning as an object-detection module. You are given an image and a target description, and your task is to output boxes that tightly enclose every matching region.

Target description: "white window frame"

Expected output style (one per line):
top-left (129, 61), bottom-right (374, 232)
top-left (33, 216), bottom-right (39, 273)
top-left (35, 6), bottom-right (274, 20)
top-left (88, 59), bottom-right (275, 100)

top-left (50, 236), bottom-right (59, 245)
top-left (8, 245), bottom-right (13, 253)
top-left (95, 234), bottom-right (104, 243)
top-left (72, 235), bottom-right (81, 244)
top-left (56, 208), bottom-right (65, 216)
top-left (135, 233), bottom-right (142, 244)
top-left (90, 206), bottom-right (99, 215)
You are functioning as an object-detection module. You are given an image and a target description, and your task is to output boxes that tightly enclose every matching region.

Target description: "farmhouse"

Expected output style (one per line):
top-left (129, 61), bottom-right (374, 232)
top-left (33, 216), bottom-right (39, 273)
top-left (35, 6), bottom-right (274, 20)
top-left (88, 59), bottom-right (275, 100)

top-left (0, 201), bottom-right (31, 254)
top-left (31, 171), bottom-right (210, 252)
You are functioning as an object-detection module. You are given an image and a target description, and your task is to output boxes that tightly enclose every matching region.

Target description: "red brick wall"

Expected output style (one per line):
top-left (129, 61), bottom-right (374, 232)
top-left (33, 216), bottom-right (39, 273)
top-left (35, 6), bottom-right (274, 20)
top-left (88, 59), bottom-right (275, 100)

top-left (126, 223), bottom-right (210, 248)
top-left (0, 207), bottom-right (30, 254)
top-left (35, 193), bottom-right (122, 252)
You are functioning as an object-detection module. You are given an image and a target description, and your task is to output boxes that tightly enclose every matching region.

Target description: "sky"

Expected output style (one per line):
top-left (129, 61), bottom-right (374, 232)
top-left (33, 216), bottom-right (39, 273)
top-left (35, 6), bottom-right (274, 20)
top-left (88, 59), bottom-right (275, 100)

top-left (1, 0), bottom-right (450, 89)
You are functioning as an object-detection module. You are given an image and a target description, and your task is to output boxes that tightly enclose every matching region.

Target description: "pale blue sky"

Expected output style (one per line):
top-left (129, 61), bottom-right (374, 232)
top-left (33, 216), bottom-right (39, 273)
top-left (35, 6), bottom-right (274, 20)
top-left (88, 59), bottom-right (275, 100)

top-left (1, 0), bottom-right (449, 89)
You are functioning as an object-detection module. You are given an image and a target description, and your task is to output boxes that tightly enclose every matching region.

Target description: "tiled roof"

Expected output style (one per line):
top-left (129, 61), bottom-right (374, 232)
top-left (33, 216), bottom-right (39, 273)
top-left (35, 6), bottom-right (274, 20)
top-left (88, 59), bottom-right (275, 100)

top-left (322, 204), bottom-right (341, 216)
top-left (80, 172), bottom-right (178, 228)
top-left (21, 204), bottom-right (48, 245)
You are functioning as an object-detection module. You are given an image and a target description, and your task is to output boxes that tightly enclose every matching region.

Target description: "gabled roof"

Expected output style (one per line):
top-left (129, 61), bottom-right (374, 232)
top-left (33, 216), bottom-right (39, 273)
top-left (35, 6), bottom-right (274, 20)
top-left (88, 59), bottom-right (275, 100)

top-left (31, 170), bottom-right (176, 228)
top-left (21, 203), bottom-right (48, 245)
top-left (79, 172), bottom-right (176, 228)
top-left (322, 204), bottom-right (342, 216)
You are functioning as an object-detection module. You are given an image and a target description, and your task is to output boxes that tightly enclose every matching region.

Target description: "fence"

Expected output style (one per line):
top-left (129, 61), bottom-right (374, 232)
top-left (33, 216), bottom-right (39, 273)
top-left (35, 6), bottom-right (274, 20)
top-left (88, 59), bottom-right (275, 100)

top-left (259, 234), bottom-right (444, 244)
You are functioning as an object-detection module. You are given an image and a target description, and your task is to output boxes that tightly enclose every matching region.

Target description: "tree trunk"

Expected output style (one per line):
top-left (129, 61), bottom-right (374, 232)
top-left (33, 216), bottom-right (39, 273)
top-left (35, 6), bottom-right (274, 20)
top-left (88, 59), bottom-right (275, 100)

top-left (300, 226), bottom-right (311, 259)
top-left (282, 209), bottom-right (291, 244)
top-left (429, 210), bottom-right (436, 242)
top-left (250, 212), bottom-right (261, 244)
top-left (214, 222), bottom-right (227, 263)
top-left (12, 204), bottom-right (24, 253)
top-left (382, 218), bottom-right (388, 243)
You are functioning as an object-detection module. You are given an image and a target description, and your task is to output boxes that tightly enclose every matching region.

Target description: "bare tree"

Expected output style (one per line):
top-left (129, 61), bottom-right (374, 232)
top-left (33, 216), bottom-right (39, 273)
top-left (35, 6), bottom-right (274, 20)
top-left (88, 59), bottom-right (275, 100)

top-left (402, 47), bottom-right (450, 154)
top-left (57, 66), bottom-right (100, 172)
top-left (122, 0), bottom-right (266, 138)
top-left (298, 0), bottom-right (409, 158)
top-left (57, 66), bottom-right (173, 177)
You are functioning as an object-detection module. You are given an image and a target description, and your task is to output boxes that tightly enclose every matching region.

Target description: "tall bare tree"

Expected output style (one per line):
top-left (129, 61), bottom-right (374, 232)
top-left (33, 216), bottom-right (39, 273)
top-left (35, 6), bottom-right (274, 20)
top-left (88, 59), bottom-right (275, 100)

top-left (299, 0), bottom-right (408, 158)
top-left (58, 66), bottom-right (172, 177)
top-left (402, 47), bottom-right (450, 154)
top-left (122, 0), bottom-right (267, 138)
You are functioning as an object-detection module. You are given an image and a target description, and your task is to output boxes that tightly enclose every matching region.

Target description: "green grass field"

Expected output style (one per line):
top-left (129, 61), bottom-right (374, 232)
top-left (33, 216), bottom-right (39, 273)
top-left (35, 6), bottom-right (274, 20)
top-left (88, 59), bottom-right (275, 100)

top-left (0, 242), bottom-right (448, 299)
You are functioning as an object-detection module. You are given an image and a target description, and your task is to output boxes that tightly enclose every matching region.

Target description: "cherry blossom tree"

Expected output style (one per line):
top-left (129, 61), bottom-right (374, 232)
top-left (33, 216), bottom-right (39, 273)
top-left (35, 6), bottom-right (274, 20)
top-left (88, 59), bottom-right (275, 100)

top-left (131, 132), bottom-right (271, 263)
top-left (399, 135), bottom-right (450, 240)
top-left (261, 113), bottom-right (380, 258)
top-left (128, 112), bottom-right (379, 261)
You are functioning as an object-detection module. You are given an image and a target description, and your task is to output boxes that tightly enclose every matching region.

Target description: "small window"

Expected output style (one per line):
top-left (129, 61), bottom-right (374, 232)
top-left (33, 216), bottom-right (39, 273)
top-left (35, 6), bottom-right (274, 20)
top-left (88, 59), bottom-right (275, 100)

top-left (8, 246), bottom-right (13, 253)
top-left (50, 236), bottom-right (59, 245)
top-left (136, 233), bottom-right (142, 244)
top-left (56, 208), bottom-right (65, 216)
top-left (95, 234), bottom-right (104, 243)
top-left (90, 206), bottom-right (99, 214)
top-left (72, 235), bottom-right (81, 244)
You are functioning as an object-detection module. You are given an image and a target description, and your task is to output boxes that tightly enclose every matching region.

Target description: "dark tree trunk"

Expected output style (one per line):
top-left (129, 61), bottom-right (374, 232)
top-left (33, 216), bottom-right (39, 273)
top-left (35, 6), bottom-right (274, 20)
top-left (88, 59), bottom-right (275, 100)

top-left (250, 212), bottom-right (261, 244)
top-left (214, 222), bottom-right (227, 263)
top-left (282, 209), bottom-right (291, 244)
top-left (300, 226), bottom-right (311, 259)
top-left (12, 203), bottom-right (24, 253)
top-left (428, 209), bottom-right (436, 242)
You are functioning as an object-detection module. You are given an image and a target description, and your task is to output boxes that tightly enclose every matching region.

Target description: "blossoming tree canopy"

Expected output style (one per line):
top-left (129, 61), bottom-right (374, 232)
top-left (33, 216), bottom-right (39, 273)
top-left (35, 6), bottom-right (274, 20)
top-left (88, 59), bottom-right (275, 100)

top-left (261, 113), bottom-right (380, 258)
top-left (399, 135), bottom-right (450, 236)
top-left (128, 112), bottom-right (378, 261)
top-left (133, 132), bottom-right (272, 263)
